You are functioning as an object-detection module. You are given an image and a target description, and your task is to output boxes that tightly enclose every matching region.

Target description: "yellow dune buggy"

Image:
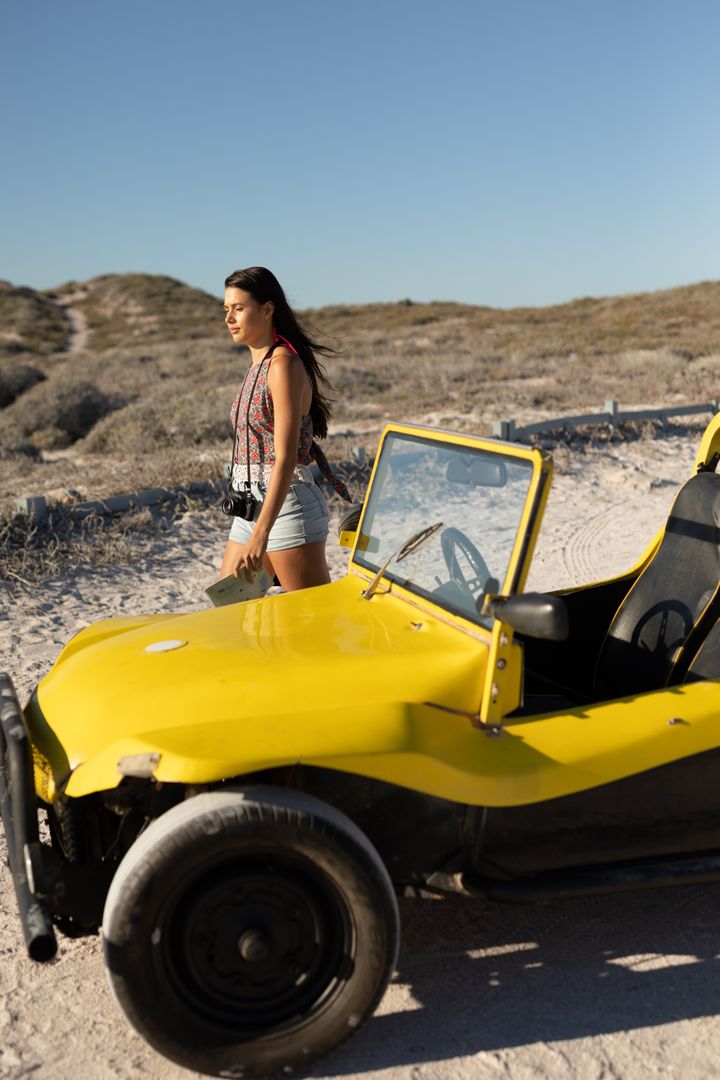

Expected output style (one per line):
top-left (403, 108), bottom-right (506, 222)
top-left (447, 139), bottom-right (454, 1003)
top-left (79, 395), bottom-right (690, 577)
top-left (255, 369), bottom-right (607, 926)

top-left (3, 414), bottom-right (720, 1078)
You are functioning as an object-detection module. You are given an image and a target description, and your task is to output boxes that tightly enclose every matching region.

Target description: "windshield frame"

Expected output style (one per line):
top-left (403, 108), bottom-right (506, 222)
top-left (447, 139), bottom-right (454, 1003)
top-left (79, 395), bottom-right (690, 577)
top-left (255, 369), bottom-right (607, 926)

top-left (349, 423), bottom-right (552, 628)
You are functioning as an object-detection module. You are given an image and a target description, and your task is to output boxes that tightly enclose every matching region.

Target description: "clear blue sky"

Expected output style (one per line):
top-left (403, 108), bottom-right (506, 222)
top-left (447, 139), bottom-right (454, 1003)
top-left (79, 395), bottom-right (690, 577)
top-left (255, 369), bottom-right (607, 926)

top-left (2, 0), bottom-right (719, 309)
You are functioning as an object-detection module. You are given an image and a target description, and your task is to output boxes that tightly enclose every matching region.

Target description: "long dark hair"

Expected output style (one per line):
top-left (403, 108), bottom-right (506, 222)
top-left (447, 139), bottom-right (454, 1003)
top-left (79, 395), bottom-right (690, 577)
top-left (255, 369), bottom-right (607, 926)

top-left (224, 266), bottom-right (338, 439)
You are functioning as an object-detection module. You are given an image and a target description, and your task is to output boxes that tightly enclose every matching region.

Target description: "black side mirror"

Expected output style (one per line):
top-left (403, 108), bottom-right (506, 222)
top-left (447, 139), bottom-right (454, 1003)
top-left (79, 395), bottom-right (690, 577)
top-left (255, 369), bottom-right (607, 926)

top-left (481, 592), bottom-right (569, 641)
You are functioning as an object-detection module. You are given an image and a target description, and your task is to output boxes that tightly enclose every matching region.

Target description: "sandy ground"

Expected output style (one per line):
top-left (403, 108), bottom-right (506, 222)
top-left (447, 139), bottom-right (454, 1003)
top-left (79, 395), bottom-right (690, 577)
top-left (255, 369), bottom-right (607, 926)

top-left (2, 428), bottom-right (719, 1080)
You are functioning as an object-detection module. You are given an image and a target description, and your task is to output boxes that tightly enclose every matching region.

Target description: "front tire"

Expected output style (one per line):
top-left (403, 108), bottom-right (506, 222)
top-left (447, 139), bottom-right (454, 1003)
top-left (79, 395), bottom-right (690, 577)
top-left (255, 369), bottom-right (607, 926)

top-left (102, 786), bottom-right (399, 1078)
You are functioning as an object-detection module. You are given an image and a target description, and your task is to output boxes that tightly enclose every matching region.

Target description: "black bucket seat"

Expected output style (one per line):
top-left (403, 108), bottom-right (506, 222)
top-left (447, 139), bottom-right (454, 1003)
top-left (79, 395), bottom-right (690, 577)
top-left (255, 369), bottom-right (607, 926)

top-left (594, 470), bottom-right (720, 698)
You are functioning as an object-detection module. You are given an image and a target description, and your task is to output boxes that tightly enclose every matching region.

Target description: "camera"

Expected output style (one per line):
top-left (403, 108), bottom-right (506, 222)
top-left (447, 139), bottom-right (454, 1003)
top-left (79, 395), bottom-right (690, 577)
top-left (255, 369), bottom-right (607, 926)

top-left (221, 487), bottom-right (257, 520)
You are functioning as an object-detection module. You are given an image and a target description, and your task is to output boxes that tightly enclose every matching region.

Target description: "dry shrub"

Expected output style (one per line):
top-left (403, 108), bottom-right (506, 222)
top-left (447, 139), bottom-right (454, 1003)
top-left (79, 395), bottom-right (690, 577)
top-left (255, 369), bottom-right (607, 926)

top-left (9, 378), bottom-right (115, 443)
top-left (31, 426), bottom-right (73, 450)
top-left (0, 504), bottom-right (161, 584)
top-left (310, 284), bottom-right (720, 368)
top-left (78, 384), bottom-right (233, 454)
top-left (0, 493), bottom-right (220, 585)
top-left (57, 273), bottom-right (223, 352)
top-left (0, 281), bottom-right (68, 354)
top-left (0, 360), bottom-right (46, 407)
top-left (64, 338), bottom-right (239, 402)
top-left (526, 416), bottom-right (707, 456)
top-left (77, 401), bottom-right (163, 454)
top-left (0, 444), bottom-right (229, 516)
top-left (332, 366), bottom-right (391, 395)
top-left (547, 444), bottom-right (576, 474)
top-left (0, 418), bottom-right (42, 461)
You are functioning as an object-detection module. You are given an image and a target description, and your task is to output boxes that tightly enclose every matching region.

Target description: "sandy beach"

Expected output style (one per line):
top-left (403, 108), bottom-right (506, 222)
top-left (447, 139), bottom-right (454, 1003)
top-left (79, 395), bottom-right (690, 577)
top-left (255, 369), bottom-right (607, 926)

top-left (2, 427), bottom-right (719, 1080)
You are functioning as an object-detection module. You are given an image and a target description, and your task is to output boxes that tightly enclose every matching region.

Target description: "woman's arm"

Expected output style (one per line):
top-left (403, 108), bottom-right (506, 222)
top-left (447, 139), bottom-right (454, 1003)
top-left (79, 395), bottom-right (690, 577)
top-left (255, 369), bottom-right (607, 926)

top-left (232, 350), bottom-right (310, 572)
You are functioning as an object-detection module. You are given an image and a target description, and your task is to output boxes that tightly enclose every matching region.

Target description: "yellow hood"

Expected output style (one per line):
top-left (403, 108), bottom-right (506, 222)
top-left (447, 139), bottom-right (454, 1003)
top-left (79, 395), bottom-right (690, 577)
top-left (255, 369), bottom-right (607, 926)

top-left (34, 575), bottom-right (490, 797)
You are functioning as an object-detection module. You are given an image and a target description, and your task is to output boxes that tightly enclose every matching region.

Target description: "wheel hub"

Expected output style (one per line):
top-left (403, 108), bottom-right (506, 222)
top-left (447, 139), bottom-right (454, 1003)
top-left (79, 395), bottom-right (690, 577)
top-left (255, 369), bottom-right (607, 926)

top-left (238, 928), bottom-right (271, 963)
top-left (163, 858), bottom-right (349, 1033)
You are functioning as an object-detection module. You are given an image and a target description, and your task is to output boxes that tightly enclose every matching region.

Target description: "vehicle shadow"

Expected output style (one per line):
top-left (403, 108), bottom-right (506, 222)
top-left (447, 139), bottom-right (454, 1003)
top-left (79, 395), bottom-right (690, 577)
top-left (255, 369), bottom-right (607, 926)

top-left (314, 883), bottom-right (720, 1076)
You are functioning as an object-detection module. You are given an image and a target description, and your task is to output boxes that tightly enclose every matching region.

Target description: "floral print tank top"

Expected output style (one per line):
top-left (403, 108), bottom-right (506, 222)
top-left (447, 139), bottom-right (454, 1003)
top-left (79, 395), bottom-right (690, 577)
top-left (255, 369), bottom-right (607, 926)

top-left (229, 336), bottom-right (351, 501)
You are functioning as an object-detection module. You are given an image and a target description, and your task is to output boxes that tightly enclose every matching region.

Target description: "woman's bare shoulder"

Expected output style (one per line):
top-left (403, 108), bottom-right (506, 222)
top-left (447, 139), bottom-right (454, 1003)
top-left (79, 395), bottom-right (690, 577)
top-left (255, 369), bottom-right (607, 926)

top-left (268, 348), bottom-right (304, 378)
top-left (268, 346), bottom-right (297, 365)
top-left (267, 348), bottom-right (307, 394)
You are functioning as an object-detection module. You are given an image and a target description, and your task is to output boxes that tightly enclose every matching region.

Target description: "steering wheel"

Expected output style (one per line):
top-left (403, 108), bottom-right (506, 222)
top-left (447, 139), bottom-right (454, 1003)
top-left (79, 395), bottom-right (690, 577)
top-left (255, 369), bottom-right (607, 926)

top-left (441, 527), bottom-right (493, 597)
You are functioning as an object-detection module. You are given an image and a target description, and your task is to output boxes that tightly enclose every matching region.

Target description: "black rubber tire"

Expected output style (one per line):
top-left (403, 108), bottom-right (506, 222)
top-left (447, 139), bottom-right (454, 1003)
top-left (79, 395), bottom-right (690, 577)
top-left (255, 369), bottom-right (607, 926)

top-left (102, 786), bottom-right (399, 1078)
top-left (48, 799), bottom-right (84, 862)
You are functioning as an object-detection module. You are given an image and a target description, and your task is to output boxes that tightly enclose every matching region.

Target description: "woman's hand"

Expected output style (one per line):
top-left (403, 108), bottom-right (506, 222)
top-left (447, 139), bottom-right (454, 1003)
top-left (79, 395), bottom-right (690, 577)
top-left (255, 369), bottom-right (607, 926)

top-left (229, 530), bottom-right (269, 577)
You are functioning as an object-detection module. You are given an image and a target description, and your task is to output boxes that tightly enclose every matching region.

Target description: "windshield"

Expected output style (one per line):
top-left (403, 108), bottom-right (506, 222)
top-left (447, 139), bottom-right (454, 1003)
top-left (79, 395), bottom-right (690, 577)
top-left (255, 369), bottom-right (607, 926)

top-left (354, 432), bottom-right (537, 625)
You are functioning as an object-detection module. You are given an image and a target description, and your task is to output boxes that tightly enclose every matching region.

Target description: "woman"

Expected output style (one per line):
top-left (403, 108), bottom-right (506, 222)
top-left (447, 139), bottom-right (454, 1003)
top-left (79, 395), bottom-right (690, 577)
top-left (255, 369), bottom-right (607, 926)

top-left (220, 267), bottom-right (351, 591)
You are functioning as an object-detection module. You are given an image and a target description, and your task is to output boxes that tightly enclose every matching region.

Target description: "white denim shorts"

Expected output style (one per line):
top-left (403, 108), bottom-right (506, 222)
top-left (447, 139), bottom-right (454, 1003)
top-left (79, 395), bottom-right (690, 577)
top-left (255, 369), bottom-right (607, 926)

top-left (228, 481), bottom-right (329, 551)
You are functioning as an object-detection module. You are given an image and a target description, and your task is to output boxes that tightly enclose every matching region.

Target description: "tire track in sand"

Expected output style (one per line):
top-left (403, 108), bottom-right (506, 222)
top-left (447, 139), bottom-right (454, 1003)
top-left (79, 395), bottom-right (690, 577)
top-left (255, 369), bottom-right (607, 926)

top-left (555, 494), bottom-right (647, 586)
top-left (560, 501), bottom-right (623, 584)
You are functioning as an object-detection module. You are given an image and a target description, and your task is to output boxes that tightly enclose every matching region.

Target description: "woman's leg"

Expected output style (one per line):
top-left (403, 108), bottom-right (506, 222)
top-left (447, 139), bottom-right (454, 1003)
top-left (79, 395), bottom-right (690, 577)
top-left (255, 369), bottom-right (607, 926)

top-left (220, 539), bottom-right (247, 579)
top-left (267, 540), bottom-right (331, 591)
top-left (263, 553), bottom-right (276, 579)
top-left (220, 540), bottom-right (329, 591)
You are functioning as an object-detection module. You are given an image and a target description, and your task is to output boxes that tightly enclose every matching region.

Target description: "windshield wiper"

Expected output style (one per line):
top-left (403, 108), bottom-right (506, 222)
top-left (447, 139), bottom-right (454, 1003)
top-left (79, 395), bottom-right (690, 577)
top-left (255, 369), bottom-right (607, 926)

top-left (362, 522), bottom-right (444, 600)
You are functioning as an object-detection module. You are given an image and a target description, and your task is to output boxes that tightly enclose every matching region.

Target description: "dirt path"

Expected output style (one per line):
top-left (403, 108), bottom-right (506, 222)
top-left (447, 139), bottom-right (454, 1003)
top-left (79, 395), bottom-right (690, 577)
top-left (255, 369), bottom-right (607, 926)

top-left (1, 432), bottom-right (716, 1080)
top-left (50, 292), bottom-right (90, 354)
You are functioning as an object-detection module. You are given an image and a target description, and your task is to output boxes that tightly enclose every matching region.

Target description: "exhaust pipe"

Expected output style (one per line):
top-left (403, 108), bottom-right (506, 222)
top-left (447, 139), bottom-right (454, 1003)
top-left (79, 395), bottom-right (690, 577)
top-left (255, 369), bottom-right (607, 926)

top-left (0, 675), bottom-right (57, 961)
